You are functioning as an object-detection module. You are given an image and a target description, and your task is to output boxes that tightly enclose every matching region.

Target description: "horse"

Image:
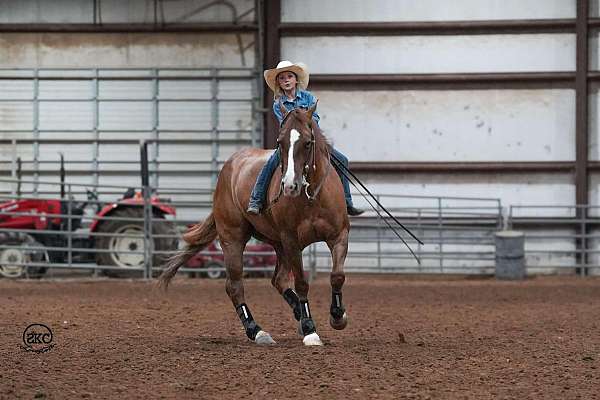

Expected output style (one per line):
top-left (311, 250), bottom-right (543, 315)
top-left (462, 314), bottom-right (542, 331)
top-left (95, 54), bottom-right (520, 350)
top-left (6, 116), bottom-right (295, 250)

top-left (159, 103), bottom-right (350, 346)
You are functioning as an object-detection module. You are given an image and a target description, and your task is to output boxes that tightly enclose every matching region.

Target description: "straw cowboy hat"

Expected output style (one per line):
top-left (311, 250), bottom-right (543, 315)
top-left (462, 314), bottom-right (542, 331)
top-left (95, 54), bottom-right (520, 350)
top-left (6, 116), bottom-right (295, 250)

top-left (263, 60), bottom-right (309, 93)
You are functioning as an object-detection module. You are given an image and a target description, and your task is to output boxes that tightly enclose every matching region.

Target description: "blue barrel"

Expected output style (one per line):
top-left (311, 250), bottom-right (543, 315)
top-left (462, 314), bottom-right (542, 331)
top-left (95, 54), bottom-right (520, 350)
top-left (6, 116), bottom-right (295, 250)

top-left (495, 231), bottom-right (526, 280)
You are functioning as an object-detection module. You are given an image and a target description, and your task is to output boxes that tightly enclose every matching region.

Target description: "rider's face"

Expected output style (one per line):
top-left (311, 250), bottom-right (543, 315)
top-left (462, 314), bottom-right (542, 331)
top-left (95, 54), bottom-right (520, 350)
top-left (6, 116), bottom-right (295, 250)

top-left (277, 71), bottom-right (297, 92)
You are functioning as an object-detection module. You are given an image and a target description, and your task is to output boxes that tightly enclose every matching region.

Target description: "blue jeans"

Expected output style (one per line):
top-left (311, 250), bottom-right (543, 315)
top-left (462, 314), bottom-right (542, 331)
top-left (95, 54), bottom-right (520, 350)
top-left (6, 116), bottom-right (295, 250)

top-left (249, 148), bottom-right (354, 208)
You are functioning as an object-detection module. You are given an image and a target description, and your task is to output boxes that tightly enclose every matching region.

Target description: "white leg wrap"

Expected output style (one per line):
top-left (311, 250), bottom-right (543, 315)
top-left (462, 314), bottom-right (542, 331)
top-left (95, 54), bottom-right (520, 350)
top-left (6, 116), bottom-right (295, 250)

top-left (302, 332), bottom-right (323, 346)
top-left (254, 330), bottom-right (276, 345)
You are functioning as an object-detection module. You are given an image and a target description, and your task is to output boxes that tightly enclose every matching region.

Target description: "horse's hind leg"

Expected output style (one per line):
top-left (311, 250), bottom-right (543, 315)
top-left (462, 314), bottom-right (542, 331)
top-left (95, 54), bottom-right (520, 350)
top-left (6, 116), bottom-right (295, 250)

top-left (271, 244), bottom-right (302, 323)
top-left (222, 236), bottom-right (275, 345)
top-left (327, 229), bottom-right (349, 330)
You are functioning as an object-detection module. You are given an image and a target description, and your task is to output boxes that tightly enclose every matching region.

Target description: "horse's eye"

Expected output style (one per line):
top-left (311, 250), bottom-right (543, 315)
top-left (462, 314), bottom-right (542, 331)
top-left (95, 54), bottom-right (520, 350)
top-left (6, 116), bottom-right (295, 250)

top-left (305, 142), bottom-right (312, 149)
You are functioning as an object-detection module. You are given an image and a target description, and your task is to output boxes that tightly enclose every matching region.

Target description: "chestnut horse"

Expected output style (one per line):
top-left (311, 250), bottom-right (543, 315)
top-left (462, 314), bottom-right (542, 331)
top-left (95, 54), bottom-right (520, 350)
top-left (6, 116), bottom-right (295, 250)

top-left (159, 103), bottom-right (349, 346)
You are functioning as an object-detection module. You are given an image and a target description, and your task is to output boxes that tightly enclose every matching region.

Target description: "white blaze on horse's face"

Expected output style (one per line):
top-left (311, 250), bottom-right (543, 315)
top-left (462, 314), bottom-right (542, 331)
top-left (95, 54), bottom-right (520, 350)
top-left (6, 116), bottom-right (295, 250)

top-left (282, 128), bottom-right (302, 197)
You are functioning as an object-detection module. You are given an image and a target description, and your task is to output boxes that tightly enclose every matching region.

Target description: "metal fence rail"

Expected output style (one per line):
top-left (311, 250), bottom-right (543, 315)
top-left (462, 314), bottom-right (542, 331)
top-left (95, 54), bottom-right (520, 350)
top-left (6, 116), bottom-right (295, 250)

top-left (8, 178), bottom-right (600, 278)
top-left (508, 205), bottom-right (600, 275)
top-left (0, 173), bottom-right (505, 279)
top-left (310, 194), bottom-right (502, 275)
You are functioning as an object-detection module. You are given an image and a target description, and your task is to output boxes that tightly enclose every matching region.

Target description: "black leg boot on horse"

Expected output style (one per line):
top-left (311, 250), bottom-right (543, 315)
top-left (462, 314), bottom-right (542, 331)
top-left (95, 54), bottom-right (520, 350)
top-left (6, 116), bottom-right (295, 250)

top-left (271, 246), bottom-right (302, 325)
top-left (328, 231), bottom-right (349, 330)
top-left (221, 225), bottom-right (276, 345)
top-left (290, 249), bottom-right (323, 346)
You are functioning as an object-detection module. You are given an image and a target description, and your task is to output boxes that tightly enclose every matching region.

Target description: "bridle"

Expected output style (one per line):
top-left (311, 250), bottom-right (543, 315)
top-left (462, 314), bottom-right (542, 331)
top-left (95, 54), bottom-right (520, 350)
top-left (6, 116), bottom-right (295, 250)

top-left (264, 109), bottom-right (331, 211)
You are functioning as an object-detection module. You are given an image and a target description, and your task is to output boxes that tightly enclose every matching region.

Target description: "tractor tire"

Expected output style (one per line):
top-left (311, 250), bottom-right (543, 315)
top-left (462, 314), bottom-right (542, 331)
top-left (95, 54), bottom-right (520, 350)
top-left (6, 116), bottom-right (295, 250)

top-left (203, 261), bottom-right (225, 279)
top-left (94, 207), bottom-right (177, 278)
top-left (0, 232), bottom-right (48, 279)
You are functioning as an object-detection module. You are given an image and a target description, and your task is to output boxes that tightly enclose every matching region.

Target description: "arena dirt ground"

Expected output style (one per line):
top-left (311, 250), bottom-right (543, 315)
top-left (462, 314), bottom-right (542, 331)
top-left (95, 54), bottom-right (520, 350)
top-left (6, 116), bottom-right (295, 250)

top-left (1, 274), bottom-right (599, 399)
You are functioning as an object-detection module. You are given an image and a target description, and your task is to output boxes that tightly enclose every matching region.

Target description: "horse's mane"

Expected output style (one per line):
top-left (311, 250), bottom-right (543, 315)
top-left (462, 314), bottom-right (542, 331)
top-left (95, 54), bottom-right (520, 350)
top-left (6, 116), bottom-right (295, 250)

top-left (312, 124), bottom-right (333, 156)
top-left (285, 109), bottom-right (332, 156)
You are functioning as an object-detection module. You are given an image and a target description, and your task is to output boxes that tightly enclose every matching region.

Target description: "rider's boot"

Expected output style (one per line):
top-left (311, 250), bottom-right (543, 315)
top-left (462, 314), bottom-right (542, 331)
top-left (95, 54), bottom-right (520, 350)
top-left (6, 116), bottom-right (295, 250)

top-left (347, 204), bottom-right (364, 216)
top-left (247, 200), bottom-right (262, 215)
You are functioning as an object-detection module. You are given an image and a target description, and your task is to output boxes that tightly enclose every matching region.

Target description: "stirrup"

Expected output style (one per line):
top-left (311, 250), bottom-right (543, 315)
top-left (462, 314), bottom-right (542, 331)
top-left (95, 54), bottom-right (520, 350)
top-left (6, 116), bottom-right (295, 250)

top-left (347, 205), bottom-right (364, 216)
top-left (247, 204), bottom-right (261, 215)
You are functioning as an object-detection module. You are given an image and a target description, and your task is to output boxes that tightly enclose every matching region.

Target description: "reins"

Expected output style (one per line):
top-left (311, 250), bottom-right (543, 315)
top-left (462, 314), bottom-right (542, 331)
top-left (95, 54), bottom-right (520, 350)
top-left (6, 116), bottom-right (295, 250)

top-left (330, 153), bottom-right (424, 264)
top-left (304, 144), bottom-right (331, 201)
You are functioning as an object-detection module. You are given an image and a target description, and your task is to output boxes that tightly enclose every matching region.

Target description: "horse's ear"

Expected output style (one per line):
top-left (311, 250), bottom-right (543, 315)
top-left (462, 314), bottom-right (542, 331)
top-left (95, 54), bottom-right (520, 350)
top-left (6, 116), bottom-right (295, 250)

top-left (278, 99), bottom-right (288, 120)
top-left (307, 100), bottom-right (318, 122)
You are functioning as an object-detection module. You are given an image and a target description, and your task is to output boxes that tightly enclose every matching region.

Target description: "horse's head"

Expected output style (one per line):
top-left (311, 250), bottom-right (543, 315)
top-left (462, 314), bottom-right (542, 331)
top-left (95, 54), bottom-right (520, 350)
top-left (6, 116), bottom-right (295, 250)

top-left (277, 102), bottom-right (317, 198)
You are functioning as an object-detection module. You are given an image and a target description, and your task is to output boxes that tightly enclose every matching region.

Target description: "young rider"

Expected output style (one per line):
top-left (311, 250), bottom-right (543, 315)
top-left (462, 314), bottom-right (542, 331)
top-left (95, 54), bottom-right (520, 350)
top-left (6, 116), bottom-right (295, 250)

top-left (247, 60), bottom-right (364, 216)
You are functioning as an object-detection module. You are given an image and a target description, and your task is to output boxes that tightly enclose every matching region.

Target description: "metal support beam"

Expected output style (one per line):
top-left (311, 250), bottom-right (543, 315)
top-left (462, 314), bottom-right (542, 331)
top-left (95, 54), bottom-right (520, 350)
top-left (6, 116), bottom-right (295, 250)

top-left (262, 0), bottom-right (280, 149)
top-left (576, 0), bottom-right (589, 207)
top-left (349, 161), bottom-right (575, 174)
top-left (576, 0), bottom-right (589, 275)
top-left (0, 23), bottom-right (258, 33)
top-left (281, 19), bottom-right (575, 37)
top-left (310, 72), bottom-right (575, 90)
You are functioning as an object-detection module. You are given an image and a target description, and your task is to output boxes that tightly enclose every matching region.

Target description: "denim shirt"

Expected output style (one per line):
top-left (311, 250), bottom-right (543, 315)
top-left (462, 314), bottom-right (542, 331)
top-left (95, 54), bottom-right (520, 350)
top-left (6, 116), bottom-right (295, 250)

top-left (273, 89), bottom-right (320, 126)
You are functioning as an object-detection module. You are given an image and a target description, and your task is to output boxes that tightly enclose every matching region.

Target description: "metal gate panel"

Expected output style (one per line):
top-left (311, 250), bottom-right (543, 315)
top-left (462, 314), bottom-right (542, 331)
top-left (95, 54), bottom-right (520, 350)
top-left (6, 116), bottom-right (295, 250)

top-left (0, 68), bottom-right (260, 209)
top-left (100, 80), bottom-right (154, 99)
top-left (158, 101), bottom-right (212, 130)
top-left (99, 102), bottom-right (154, 130)
top-left (0, 101), bottom-right (33, 130)
top-left (40, 102), bottom-right (95, 130)
top-left (159, 80), bottom-right (212, 100)
top-left (39, 80), bottom-right (92, 100)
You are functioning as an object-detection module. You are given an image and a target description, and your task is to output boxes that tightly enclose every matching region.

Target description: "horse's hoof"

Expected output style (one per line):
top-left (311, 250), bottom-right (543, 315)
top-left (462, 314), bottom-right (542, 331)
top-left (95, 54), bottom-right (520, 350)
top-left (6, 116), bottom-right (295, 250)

top-left (329, 312), bottom-right (348, 330)
top-left (302, 332), bottom-right (323, 346)
top-left (254, 330), bottom-right (276, 345)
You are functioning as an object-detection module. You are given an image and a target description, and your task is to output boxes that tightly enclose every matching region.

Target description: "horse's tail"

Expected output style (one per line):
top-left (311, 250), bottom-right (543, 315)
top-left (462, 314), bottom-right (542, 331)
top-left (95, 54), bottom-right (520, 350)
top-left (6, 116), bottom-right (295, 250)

top-left (158, 212), bottom-right (218, 290)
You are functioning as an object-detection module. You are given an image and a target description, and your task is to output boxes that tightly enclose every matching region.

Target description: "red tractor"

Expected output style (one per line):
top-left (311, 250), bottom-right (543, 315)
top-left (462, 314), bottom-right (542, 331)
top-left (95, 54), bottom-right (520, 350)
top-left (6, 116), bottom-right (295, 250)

top-left (0, 156), bottom-right (177, 278)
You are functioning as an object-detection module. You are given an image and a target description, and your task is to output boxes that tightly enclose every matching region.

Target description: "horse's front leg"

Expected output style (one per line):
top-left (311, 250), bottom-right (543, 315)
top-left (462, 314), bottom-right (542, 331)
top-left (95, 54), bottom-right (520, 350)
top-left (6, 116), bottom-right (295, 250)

top-left (271, 245), bottom-right (302, 323)
top-left (285, 245), bottom-right (323, 346)
top-left (327, 229), bottom-right (349, 330)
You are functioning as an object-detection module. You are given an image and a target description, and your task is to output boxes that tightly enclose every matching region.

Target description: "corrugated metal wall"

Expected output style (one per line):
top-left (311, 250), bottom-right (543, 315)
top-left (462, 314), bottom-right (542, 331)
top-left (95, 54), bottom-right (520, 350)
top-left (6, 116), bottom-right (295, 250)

top-left (280, 0), bottom-right (578, 213)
